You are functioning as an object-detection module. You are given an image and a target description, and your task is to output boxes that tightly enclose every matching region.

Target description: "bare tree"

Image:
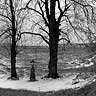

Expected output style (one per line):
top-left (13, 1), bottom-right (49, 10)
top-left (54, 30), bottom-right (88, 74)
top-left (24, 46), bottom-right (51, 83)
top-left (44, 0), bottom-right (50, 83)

top-left (20, 0), bottom-right (95, 78)
top-left (0, 0), bottom-right (28, 80)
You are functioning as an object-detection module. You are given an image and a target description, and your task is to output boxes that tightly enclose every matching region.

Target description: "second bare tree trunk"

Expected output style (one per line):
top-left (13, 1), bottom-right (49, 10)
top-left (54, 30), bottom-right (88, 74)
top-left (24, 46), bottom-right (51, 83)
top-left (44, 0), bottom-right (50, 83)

top-left (10, 0), bottom-right (18, 79)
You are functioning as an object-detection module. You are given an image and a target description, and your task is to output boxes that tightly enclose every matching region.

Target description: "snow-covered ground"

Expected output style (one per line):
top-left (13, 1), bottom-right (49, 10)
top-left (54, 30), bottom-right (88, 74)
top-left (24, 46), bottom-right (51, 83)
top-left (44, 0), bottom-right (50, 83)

top-left (0, 75), bottom-right (94, 92)
top-left (0, 54), bottom-right (95, 92)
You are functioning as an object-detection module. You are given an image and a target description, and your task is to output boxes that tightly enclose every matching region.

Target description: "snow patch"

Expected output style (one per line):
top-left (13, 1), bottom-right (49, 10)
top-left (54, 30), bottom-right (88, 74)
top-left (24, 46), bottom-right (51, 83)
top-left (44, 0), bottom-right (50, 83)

top-left (0, 76), bottom-right (93, 92)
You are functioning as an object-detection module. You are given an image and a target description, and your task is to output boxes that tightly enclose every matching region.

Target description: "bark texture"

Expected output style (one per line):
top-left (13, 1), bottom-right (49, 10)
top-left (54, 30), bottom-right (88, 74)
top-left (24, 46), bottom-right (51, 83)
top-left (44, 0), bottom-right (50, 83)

top-left (47, 0), bottom-right (60, 78)
top-left (10, 0), bottom-right (18, 79)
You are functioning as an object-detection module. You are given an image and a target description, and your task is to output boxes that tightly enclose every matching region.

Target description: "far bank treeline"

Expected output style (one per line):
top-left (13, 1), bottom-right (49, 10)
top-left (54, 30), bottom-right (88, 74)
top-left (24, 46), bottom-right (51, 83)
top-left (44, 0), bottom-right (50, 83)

top-left (0, 0), bottom-right (96, 79)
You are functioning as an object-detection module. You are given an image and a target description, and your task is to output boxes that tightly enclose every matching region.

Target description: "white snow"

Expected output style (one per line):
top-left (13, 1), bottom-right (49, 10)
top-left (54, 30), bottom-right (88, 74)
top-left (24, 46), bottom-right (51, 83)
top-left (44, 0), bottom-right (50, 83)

top-left (0, 55), bottom-right (95, 92)
top-left (0, 75), bottom-right (93, 92)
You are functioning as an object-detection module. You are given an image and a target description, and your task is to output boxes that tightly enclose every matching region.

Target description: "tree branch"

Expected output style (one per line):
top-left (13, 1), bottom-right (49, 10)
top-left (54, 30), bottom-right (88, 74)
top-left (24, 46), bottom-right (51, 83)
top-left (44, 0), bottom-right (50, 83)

top-left (19, 0), bottom-right (49, 26)
top-left (0, 14), bottom-right (12, 22)
top-left (0, 28), bottom-right (12, 37)
top-left (64, 15), bottom-right (85, 43)
top-left (39, 27), bottom-right (49, 35)
top-left (20, 32), bottom-right (49, 45)
top-left (59, 37), bottom-right (70, 43)
top-left (37, 0), bottom-right (48, 26)
top-left (45, 0), bottom-right (50, 23)
top-left (57, 3), bottom-right (71, 23)
top-left (31, 20), bottom-right (49, 35)
top-left (71, 0), bottom-right (93, 9)
top-left (57, 0), bottom-right (62, 14)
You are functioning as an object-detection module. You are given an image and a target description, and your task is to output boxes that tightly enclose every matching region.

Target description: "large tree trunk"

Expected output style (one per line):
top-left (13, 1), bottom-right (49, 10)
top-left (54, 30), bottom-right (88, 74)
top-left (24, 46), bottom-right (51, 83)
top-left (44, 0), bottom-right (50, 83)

top-left (48, 32), bottom-right (59, 78)
top-left (10, 39), bottom-right (18, 79)
top-left (10, 0), bottom-right (18, 79)
top-left (47, 0), bottom-right (60, 79)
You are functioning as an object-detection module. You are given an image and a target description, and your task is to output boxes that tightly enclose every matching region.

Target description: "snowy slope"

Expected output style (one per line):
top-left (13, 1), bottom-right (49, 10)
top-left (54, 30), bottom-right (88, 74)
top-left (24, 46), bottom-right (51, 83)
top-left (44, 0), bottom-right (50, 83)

top-left (0, 54), bottom-right (95, 92)
top-left (0, 76), bottom-right (93, 92)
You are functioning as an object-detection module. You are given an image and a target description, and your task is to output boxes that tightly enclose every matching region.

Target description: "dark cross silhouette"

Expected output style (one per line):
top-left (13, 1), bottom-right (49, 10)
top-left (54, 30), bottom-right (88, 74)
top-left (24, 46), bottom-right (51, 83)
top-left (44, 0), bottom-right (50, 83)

top-left (30, 59), bottom-right (36, 81)
top-left (30, 59), bottom-right (35, 63)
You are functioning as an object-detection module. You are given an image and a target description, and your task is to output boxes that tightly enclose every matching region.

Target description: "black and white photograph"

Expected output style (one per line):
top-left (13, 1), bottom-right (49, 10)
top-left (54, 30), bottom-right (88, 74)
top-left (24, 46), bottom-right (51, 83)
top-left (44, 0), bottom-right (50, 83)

top-left (0, 0), bottom-right (96, 96)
